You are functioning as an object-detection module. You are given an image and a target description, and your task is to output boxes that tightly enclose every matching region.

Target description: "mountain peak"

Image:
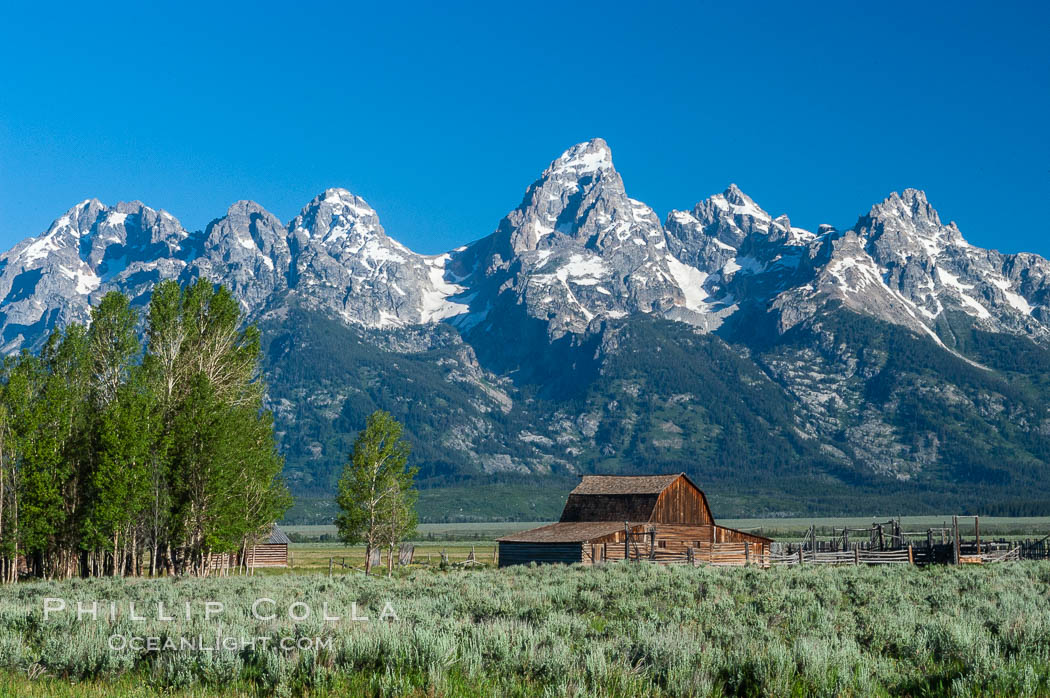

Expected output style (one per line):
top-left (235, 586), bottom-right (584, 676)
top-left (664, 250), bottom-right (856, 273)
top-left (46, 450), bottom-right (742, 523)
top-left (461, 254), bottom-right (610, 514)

top-left (291, 189), bottom-right (383, 245)
top-left (224, 200), bottom-right (274, 217)
top-left (321, 187), bottom-right (353, 202)
top-left (704, 184), bottom-right (771, 224)
top-left (869, 189), bottom-right (942, 228)
top-left (546, 138), bottom-right (614, 178)
top-left (724, 183), bottom-right (747, 201)
top-left (47, 198), bottom-right (108, 234)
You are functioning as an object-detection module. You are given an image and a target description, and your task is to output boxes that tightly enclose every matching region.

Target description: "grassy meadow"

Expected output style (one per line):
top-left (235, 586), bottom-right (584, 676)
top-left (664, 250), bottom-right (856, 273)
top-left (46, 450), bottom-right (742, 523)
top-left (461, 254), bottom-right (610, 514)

top-left (3, 561), bottom-right (1050, 696)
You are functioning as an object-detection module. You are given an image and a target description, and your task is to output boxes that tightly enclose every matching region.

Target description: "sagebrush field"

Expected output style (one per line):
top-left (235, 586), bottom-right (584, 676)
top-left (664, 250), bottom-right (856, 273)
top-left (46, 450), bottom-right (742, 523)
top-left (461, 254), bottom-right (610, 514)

top-left (3, 562), bottom-right (1050, 696)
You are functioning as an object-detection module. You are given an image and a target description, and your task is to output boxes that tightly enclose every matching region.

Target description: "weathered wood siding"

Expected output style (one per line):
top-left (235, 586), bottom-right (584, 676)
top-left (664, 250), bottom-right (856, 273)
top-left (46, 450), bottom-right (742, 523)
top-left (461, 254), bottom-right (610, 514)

top-left (640, 525), bottom-right (771, 559)
top-left (714, 525), bottom-right (770, 547)
top-left (244, 544), bottom-right (288, 568)
top-left (204, 543), bottom-right (288, 571)
top-left (650, 477), bottom-right (713, 525)
top-left (559, 494), bottom-right (660, 522)
top-left (498, 542), bottom-right (584, 567)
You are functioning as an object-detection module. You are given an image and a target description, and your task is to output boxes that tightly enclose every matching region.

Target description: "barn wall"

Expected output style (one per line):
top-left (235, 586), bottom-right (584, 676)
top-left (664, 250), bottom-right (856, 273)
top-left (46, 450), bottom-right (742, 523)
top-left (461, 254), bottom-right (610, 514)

top-left (559, 494), bottom-right (660, 522)
top-left (650, 478), bottom-right (713, 525)
top-left (714, 525), bottom-right (771, 548)
top-left (245, 544), bottom-right (288, 568)
top-left (498, 542), bottom-right (585, 567)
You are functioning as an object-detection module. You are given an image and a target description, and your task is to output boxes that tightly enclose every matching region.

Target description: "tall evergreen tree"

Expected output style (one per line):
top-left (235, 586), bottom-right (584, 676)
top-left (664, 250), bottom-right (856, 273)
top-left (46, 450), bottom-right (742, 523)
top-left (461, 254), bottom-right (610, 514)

top-left (0, 353), bottom-right (40, 582)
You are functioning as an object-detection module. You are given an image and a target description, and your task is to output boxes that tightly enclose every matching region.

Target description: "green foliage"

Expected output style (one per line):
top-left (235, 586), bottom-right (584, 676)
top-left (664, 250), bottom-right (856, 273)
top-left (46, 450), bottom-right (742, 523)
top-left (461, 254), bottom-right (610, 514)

top-left (81, 379), bottom-right (157, 552)
top-left (335, 411), bottom-right (418, 572)
top-left (0, 280), bottom-right (290, 580)
top-left (88, 291), bottom-right (140, 408)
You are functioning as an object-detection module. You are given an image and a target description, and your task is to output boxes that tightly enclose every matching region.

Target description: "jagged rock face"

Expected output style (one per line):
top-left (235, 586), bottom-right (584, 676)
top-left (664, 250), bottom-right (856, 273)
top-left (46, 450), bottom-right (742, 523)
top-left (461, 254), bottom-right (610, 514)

top-left (758, 189), bottom-right (1050, 343)
top-left (287, 189), bottom-right (466, 327)
top-left (458, 138), bottom-right (705, 338)
top-left (0, 199), bottom-right (189, 351)
top-left (661, 184), bottom-right (1050, 347)
top-left (0, 189), bottom-right (469, 350)
top-left (664, 185), bottom-right (818, 334)
top-left (3, 139), bottom-right (1050, 358)
top-left (192, 201), bottom-right (291, 312)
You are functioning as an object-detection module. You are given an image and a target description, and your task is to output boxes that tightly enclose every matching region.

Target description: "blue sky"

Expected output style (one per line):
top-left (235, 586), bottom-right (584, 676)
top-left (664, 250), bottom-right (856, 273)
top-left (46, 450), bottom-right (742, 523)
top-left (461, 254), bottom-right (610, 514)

top-left (1, 1), bottom-right (1047, 255)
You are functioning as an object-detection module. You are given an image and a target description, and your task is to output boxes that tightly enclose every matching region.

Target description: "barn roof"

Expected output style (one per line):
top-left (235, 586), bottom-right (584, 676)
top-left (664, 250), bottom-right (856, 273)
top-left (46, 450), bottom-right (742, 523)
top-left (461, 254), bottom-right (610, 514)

top-left (569, 474), bottom-right (682, 496)
top-left (559, 473), bottom-right (700, 523)
top-left (498, 521), bottom-right (638, 543)
top-left (265, 525), bottom-right (291, 545)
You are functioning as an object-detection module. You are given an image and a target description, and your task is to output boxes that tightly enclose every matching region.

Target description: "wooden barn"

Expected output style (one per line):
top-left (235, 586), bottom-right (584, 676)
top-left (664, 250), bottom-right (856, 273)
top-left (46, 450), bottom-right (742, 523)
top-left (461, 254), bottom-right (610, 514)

top-left (498, 474), bottom-right (771, 567)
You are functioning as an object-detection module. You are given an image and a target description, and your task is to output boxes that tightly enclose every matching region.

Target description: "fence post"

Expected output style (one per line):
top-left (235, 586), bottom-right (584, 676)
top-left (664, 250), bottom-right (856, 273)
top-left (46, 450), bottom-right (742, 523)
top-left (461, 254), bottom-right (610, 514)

top-left (853, 548), bottom-right (859, 566)
top-left (975, 516), bottom-right (980, 555)
top-left (908, 544), bottom-right (914, 565)
top-left (744, 544), bottom-right (750, 566)
top-left (624, 522), bottom-right (630, 562)
top-left (328, 557), bottom-right (332, 578)
top-left (798, 547), bottom-right (804, 565)
top-left (952, 516), bottom-right (961, 564)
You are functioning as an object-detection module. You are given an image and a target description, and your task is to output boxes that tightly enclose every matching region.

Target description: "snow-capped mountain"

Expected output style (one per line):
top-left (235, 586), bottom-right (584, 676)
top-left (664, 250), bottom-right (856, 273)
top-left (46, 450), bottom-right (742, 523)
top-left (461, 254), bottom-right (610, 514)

top-left (765, 189), bottom-right (1050, 345)
top-left (286, 188), bottom-right (467, 328)
top-left (0, 189), bottom-right (468, 351)
top-left (7, 137), bottom-right (1050, 515)
top-left (4, 139), bottom-right (1048, 355)
top-left (450, 138), bottom-right (705, 338)
top-left (0, 199), bottom-right (189, 351)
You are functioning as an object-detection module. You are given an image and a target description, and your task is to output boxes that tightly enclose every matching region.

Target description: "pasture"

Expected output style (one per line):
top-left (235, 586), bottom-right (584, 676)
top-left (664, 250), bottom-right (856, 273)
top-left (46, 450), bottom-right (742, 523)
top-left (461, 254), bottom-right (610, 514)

top-left (3, 561), bottom-right (1050, 696)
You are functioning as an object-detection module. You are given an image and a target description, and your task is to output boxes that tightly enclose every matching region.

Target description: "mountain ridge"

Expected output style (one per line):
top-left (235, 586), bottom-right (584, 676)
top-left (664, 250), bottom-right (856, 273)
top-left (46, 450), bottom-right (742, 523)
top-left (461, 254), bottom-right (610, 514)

top-left (5, 138), bottom-right (1050, 518)
top-left (6, 138), bottom-right (1047, 356)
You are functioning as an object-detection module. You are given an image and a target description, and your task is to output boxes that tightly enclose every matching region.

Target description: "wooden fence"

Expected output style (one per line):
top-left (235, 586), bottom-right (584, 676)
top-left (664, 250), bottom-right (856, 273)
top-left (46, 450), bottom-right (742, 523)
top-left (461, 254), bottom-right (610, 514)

top-left (614, 516), bottom-right (1048, 568)
top-left (766, 516), bottom-right (1046, 566)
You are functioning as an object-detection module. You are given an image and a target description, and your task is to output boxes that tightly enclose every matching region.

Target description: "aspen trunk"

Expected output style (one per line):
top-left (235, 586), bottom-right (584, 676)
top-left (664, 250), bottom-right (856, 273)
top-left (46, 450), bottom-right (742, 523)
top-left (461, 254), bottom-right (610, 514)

top-left (114, 531), bottom-right (124, 577)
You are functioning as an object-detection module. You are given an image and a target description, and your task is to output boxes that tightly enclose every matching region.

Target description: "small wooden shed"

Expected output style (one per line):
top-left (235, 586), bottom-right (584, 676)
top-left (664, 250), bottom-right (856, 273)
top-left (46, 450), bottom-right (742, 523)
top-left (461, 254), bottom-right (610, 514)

top-left (498, 473), bottom-right (770, 567)
top-left (244, 524), bottom-right (290, 568)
